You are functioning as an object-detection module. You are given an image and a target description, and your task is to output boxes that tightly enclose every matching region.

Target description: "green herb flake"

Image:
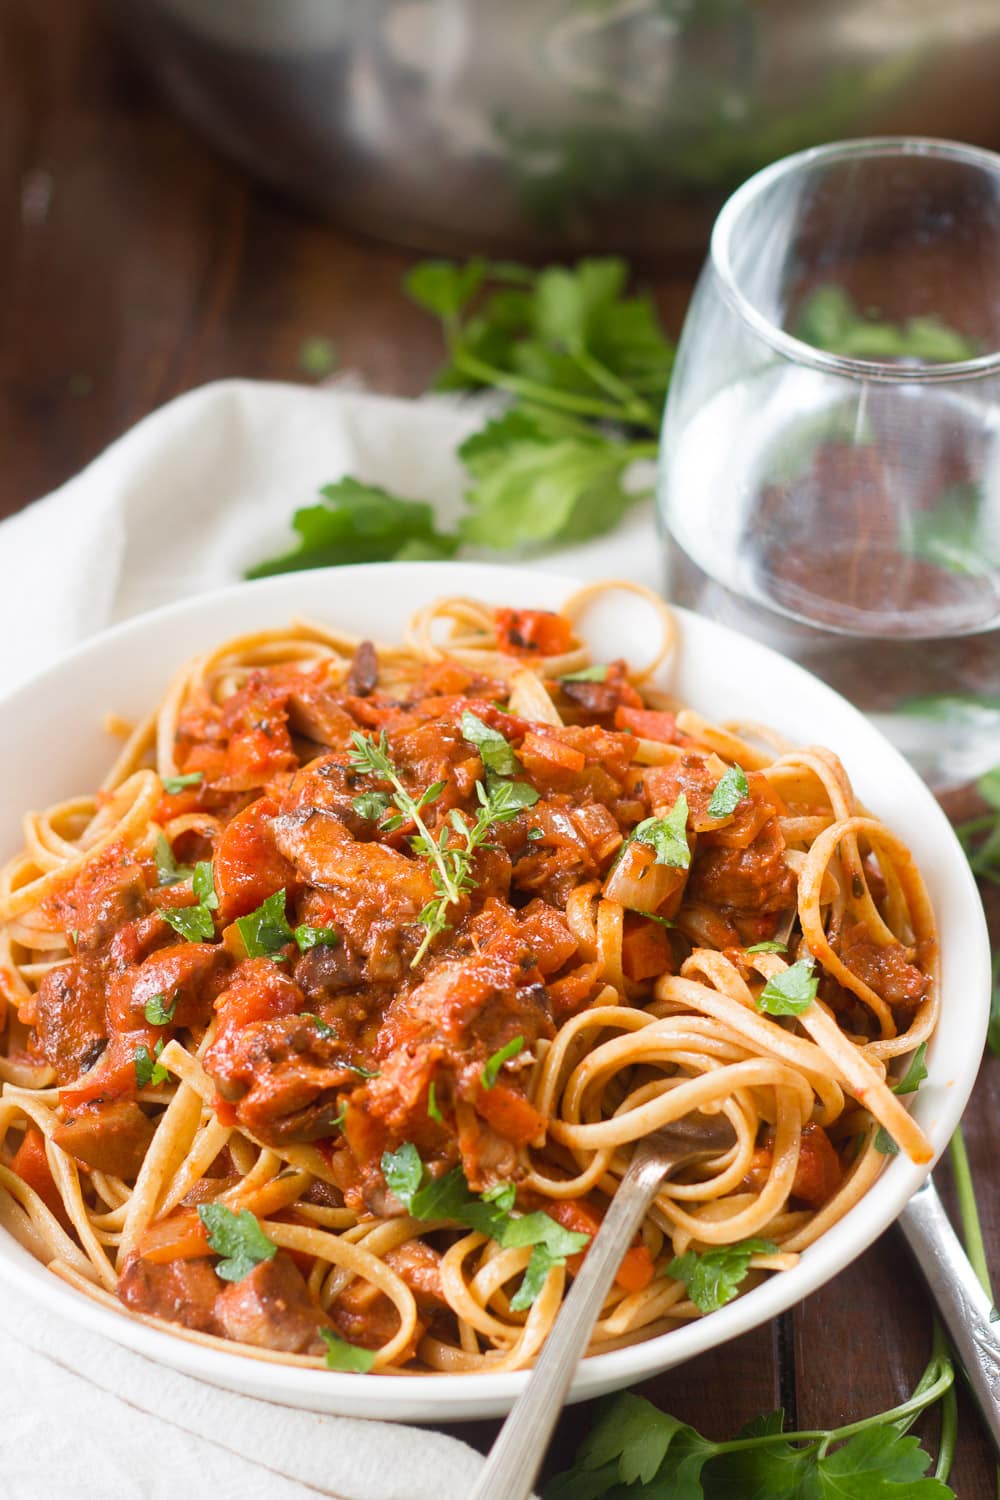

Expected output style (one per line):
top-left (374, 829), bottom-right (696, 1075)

top-left (192, 861), bottom-right (219, 910)
top-left (874, 1126), bottom-right (900, 1156)
top-left (134, 1039), bottom-right (169, 1089)
top-left (630, 794), bottom-right (690, 869)
top-left (351, 790), bottom-right (392, 822)
top-left (892, 1042), bottom-right (928, 1097)
top-left (426, 1081), bottom-right (443, 1124)
top-left (745, 940), bottom-right (789, 955)
top-left (342, 1061), bottom-right (380, 1080)
top-left (301, 1013), bottom-right (337, 1039)
top-left (756, 959), bottom-right (818, 1017)
top-left (667, 1237), bottom-right (778, 1314)
top-left (707, 764), bottom-right (749, 819)
top-left (159, 902), bottom-right (215, 943)
top-left (481, 1035), bottom-right (525, 1089)
top-left (154, 832), bottom-right (193, 888)
top-left (162, 771), bottom-right (204, 795)
top-left (143, 993), bottom-right (177, 1027)
top-left (526, 826), bottom-right (545, 841)
top-left (197, 1203), bottom-right (277, 1282)
top-left (560, 664), bottom-right (608, 683)
top-left (460, 709), bottom-right (521, 777)
top-left (294, 924), bottom-right (340, 953)
top-left (482, 1181), bottom-right (516, 1213)
top-left (236, 890), bottom-right (293, 959)
top-left (319, 1328), bottom-right (375, 1374)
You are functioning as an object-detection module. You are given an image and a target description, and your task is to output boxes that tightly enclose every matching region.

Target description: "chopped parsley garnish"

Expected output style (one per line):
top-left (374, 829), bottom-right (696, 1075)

top-left (198, 1203), bottom-right (277, 1282)
top-left (756, 959), bottom-right (818, 1017)
top-left (481, 1035), bottom-right (525, 1089)
top-left (294, 924), bottom-right (340, 953)
top-left (134, 1039), bottom-right (169, 1088)
top-left (154, 832), bottom-right (192, 887)
top-left (342, 1061), bottom-right (381, 1080)
top-left (461, 709), bottom-right (521, 777)
top-left (329, 1105), bottom-right (348, 1132)
top-left (893, 1042), bottom-right (928, 1097)
top-left (527, 826), bottom-right (545, 841)
top-left (560, 664), bottom-right (608, 683)
top-left (162, 771), bottom-right (204, 794)
top-left (380, 1143), bottom-right (587, 1309)
top-left (427, 1081), bottom-right (443, 1123)
top-left (143, 993), bottom-right (176, 1027)
top-left (629, 794), bottom-right (690, 869)
top-left (745, 939), bottom-right (788, 955)
top-left (667, 1237), bottom-right (778, 1314)
top-left (350, 730), bottom-right (537, 966)
top-left (707, 764), bottom-right (749, 819)
top-left (236, 890), bottom-right (293, 959)
top-left (301, 1013), bottom-right (337, 1039)
top-left (319, 1328), bottom-right (375, 1374)
top-left (874, 1127), bottom-right (900, 1156)
top-left (635, 910), bottom-right (675, 928)
top-left (158, 859), bottom-right (218, 942)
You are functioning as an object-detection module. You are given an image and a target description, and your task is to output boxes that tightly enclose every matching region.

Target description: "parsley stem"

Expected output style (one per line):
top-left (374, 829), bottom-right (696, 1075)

top-left (449, 346), bottom-right (659, 429)
top-left (949, 1126), bottom-right (993, 1299)
top-left (931, 1321), bottom-right (958, 1483)
top-left (565, 340), bottom-right (658, 429)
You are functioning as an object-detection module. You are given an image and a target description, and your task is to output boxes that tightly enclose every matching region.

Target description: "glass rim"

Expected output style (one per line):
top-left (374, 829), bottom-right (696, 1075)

top-left (710, 135), bottom-right (1000, 384)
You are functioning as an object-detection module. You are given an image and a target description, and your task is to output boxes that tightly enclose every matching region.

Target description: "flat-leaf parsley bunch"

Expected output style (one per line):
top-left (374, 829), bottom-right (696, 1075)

top-left (248, 257), bottom-right (673, 577)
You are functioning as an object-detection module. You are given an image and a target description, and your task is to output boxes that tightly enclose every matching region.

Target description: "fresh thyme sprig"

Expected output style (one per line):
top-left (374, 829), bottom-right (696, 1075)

top-left (348, 731), bottom-right (538, 965)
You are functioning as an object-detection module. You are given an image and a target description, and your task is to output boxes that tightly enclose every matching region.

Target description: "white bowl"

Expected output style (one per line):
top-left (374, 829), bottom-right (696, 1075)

top-left (0, 561), bottom-right (990, 1421)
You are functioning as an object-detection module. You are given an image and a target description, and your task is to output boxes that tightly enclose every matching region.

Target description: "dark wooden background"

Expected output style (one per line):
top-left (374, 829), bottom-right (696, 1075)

top-left (3, 3), bottom-right (998, 1493)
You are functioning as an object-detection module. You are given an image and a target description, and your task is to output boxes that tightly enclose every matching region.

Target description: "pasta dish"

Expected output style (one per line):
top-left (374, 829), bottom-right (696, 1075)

top-left (0, 582), bottom-right (938, 1375)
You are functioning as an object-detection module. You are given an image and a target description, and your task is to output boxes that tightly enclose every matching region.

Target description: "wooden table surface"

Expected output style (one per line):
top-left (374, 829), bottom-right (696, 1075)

top-left (4, 4), bottom-right (998, 1494)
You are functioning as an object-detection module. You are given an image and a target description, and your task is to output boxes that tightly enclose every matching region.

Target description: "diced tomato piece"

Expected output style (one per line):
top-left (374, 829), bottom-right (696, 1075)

top-left (11, 1127), bottom-right (67, 1224)
top-left (495, 609), bottom-right (575, 658)
top-left (213, 797), bottom-right (297, 923)
top-left (791, 1122), bottom-right (843, 1208)
top-left (520, 731), bottom-right (586, 775)
top-left (546, 1197), bottom-right (655, 1293)
top-left (614, 706), bottom-right (681, 743)
top-left (621, 918), bottom-right (673, 982)
top-left (474, 1084), bottom-right (545, 1147)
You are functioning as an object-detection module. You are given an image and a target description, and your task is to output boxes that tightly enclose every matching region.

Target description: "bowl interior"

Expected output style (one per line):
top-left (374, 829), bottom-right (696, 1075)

top-left (0, 561), bottom-right (989, 1421)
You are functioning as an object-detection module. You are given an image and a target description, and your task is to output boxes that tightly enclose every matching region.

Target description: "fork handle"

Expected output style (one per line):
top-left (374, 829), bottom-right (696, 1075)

top-left (899, 1178), bottom-right (1000, 1455)
top-left (471, 1141), bottom-right (670, 1500)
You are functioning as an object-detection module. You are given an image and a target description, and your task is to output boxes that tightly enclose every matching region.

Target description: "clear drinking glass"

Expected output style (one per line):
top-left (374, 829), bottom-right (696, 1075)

top-left (658, 137), bottom-right (1000, 789)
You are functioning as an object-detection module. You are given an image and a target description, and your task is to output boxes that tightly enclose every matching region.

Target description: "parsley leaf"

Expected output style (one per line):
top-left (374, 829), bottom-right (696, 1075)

top-left (667, 1237), bottom-right (778, 1314)
top-left (481, 1035), bottom-right (525, 1089)
top-left (461, 709), bottom-right (521, 777)
top-left (237, 890), bottom-right (293, 958)
top-left (707, 763), bottom-right (749, 819)
top-left (143, 993), bottom-right (176, 1027)
top-left (874, 1126), bottom-right (900, 1156)
top-left (745, 939), bottom-right (788, 955)
top-left (560, 664), bottom-right (608, 683)
top-left (427, 1081), bottom-right (443, 1123)
top-left (198, 1203), bottom-right (277, 1283)
top-left (160, 902), bottom-right (215, 942)
top-left (192, 862), bottom-right (218, 910)
top-left (246, 477), bottom-right (459, 579)
top-left (162, 771), bottom-right (203, 794)
top-left (893, 1042), bottom-right (928, 1097)
top-left (154, 832), bottom-right (192, 888)
top-left (134, 1040), bottom-right (169, 1089)
top-left (381, 1144), bottom-right (587, 1308)
top-left (342, 1061), bottom-right (380, 1080)
top-left (319, 1328), bottom-right (376, 1374)
top-left (294, 924), bottom-right (340, 953)
top-left (756, 958), bottom-right (818, 1016)
top-left (630, 794), bottom-right (691, 869)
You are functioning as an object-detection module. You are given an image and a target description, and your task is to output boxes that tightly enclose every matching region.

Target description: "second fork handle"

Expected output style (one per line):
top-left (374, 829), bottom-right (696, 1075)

top-left (471, 1140), bottom-right (670, 1500)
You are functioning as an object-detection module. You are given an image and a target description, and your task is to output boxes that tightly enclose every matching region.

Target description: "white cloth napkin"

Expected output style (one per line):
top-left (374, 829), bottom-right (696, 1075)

top-left (0, 378), bottom-right (659, 1500)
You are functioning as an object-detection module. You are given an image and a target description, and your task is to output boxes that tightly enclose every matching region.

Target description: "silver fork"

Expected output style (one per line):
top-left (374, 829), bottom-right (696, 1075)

top-left (471, 1112), bottom-right (738, 1500)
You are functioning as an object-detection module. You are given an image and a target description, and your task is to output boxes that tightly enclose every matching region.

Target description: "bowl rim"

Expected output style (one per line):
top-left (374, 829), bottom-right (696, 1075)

top-left (0, 559), bottom-right (990, 1420)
